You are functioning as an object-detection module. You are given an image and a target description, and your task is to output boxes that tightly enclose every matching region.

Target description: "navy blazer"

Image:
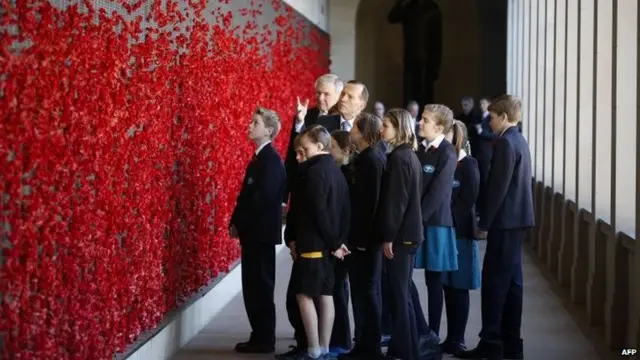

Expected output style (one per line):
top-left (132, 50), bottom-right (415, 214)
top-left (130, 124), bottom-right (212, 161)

top-left (284, 107), bottom-right (321, 203)
top-left (478, 126), bottom-right (535, 230)
top-left (296, 154), bottom-right (351, 253)
top-left (316, 114), bottom-right (343, 133)
top-left (452, 155), bottom-right (480, 239)
top-left (474, 115), bottom-right (497, 183)
top-left (417, 139), bottom-right (456, 227)
top-left (283, 160), bottom-right (310, 246)
top-left (350, 145), bottom-right (386, 248)
top-left (376, 144), bottom-right (424, 245)
top-left (231, 143), bottom-right (286, 245)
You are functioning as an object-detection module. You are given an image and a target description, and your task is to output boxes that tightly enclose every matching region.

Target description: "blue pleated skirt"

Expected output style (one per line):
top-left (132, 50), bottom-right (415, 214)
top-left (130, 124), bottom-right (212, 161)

top-left (414, 225), bottom-right (458, 272)
top-left (442, 238), bottom-right (481, 290)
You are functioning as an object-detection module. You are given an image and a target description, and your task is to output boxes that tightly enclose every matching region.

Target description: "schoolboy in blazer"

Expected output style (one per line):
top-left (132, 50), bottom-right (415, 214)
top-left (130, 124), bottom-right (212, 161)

top-left (229, 107), bottom-right (286, 354)
top-left (376, 108), bottom-right (424, 360)
top-left (414, 103), bottom-right (458, 337)
top-left (340, 113), bottom-right (387, 359)
top-left (457, 95), bottom-right (534, 360)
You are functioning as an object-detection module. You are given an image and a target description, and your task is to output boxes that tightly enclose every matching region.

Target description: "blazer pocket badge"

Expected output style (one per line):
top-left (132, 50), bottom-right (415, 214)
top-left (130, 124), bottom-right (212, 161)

top-left (423, 164), bottom-right (435, 174)
top-left (247, 177), bottom-right (254, 185)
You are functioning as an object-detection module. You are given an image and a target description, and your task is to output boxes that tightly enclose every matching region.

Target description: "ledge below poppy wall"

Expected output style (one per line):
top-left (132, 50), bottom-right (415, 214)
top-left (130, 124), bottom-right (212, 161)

top-left (120, 237), bottom-right (287, 360)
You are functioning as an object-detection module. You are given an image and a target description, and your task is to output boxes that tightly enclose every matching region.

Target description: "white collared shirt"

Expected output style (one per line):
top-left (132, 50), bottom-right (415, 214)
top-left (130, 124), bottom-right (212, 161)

top-left (421, 134), bottom-right (445, 150)
top-left (255, 140), bottom-right (271, 155)
top-left (340, 116), bottom-right (355, 131)
top-left (458, 149), bottom-right (467, 161)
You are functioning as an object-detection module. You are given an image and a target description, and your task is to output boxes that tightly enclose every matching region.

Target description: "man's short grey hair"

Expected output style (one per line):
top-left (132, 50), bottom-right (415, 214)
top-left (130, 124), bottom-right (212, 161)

top-left (315, 73), bottom-right (344, 94)
top-left (255, 107), bottom-right (281, 139)
top-left (407, 100), bottom-right (419, 108)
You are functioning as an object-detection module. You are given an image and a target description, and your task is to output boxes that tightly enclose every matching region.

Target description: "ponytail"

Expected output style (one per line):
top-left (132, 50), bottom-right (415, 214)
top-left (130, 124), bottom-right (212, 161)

top-left (450, 120), bottom-right (468, 157)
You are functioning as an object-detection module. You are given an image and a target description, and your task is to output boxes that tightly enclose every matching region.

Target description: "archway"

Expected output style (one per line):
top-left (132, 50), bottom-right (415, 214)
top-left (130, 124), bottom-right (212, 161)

top-left (329, 0), bottom-right (507, 111)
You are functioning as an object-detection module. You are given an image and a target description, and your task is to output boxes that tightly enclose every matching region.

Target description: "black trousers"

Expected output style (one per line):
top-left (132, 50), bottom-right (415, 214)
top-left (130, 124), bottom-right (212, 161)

top-left (410, 280), bottom-right (430, 336)
top-left (424, 270), bottom-right (444, 336)
top-left (443, 285), bottom-right (470, 345)
top-left (380, 262), bottom-right (393, 337)
top-left (385, 243), bottom-right (420, 360)
top-left (330, 259), bottom-right (352, 349)
top-left (241, 243), bottom-right (276, 345)
top-left (349, 246), bottom-right (383, 356)
top-left (479, 229), bottom-right (524, 348)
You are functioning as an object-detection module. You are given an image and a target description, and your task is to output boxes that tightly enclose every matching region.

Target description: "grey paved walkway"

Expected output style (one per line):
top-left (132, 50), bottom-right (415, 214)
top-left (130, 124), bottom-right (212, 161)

top-left (173, 242), bottom-right (600, 360)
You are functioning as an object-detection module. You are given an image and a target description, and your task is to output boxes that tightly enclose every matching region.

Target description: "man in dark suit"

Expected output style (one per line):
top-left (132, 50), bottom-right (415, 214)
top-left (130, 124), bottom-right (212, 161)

top-left (457, 95), bottom-right (534, 360)
top-left (316, 80), bottom-right (367, 135)
top-left (283, 74), bottom-right (344, 206)
top-left (229, 107), bottom-right (286, 354)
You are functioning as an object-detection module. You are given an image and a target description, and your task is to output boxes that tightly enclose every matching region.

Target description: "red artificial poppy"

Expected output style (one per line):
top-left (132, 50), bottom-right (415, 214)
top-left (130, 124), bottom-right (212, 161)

top-left (0, 0), bottom-right (329, 358)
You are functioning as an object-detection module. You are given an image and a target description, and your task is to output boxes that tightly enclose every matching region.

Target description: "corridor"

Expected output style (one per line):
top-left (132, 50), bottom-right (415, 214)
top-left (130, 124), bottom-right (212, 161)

top-left (172, 242), bottom-right (601, 360)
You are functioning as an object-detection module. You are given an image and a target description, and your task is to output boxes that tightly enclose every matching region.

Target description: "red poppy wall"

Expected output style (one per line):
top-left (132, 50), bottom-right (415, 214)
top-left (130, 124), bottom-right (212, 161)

top-left (0, 0), bottom-right (329, 358)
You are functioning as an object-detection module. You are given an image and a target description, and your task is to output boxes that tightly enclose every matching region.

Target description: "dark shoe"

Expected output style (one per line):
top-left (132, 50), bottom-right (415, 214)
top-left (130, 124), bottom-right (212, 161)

top-left (275, 346), bottom-right (306, 359)
top-left (418, 332), bottom-right (442, 359)
top-left (381, 355), bottom-right (400, 360)
top-left (234, 341), bottom-right (275, 354)
top-left (454, 341), bottom-right (502, 360)
top-left (503, 340), bottom-right (524, 359)
top-left (503, 349), bottom-right (524, 359)
top-left (441, 341), bottom-right (466, 354)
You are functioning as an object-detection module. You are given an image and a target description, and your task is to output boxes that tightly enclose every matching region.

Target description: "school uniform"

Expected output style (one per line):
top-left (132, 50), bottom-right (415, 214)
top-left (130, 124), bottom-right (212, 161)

top-left (230, 142), bottom-right (285, 353)
top-left (281, 161), bottom-right (311, 359)
top-left (317, 114), bottom-right (355, 133)
top-left (457, 126), bottom-right (534, 360)
top-left (293, 153), bottom-right (351, 298)
top-left (341, 146), bottom-right (386, 359)
top-left (284, 107), bottom-right (320, 204)
top-left (330, 161), bottom-right (356, 355)
top-left (414, 135), bottom-right (458, 336)
top-left (441, 150), bottom-right (481, 354)
top-left (376, 143), bottom-right (424, 360)
top-left (474, 113), bottom-right (498, 217)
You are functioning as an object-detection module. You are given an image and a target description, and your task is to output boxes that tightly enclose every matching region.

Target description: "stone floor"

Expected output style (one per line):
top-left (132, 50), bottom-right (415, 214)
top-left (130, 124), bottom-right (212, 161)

top-left (173, 242), bottom-right (601, 360)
